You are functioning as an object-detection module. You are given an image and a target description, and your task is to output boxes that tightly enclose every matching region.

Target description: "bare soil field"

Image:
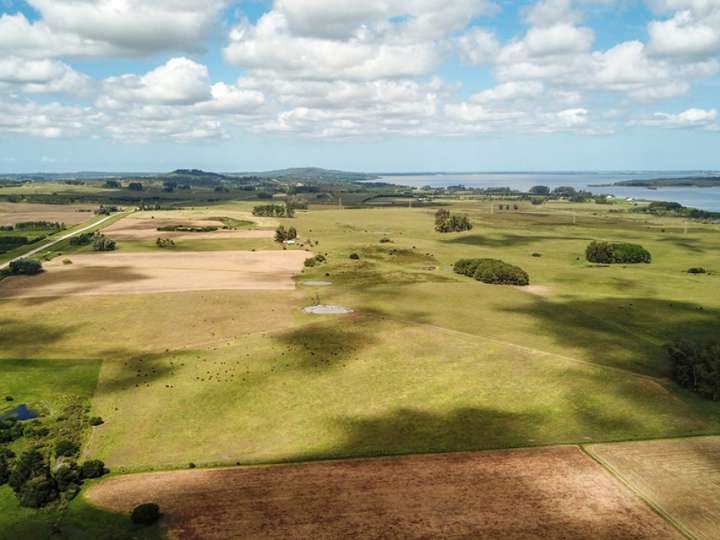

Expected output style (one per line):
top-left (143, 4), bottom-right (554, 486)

top-left (0, 202), bottom-right (96, 226)
top-left (0, 250), bottom-right (309, 298)
top-left (588, 436), bottom-right (720, 540)
top-left (105, 216), bottom-right (274, 241)
top-left (86, 446), bottom-right (682, 540)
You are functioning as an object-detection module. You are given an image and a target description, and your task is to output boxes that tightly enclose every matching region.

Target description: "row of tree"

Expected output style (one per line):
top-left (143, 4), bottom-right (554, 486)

top-left (253, 204), bottom-right (295, 218)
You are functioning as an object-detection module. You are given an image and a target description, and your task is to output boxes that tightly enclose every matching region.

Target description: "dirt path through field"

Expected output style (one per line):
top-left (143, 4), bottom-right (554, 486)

top-left (86, 446), bottom-right (682, 540)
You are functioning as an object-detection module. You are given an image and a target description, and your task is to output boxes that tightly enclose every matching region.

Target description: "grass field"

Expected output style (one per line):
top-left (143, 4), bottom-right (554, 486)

top-left (1, 198), bottom-right (719, 536)
top-left (86, 446), bottom-right (683, 540)
top-left (587, 436), bottom-right (720, 540)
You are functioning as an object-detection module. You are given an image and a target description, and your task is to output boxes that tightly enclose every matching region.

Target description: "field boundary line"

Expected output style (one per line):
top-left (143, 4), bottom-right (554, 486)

top-left (580, 445), bottom-right (697, 540)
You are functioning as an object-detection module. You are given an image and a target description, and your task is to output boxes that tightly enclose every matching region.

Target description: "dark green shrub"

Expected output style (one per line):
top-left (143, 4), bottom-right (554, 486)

top-left (18, 475), bottom-right (58, 508)
top-left (8, 258), bottom-right (42, 275)
top-left (89, 416), bottom-right (104, 426)
top-left (454, 258), bottom-right (529, 286)
top-left (0, 456), bottom-right (9, 485)
top-left (435, 210), bottom-right (473, 233)
top-left (55, 462), bottom-right (81, 491)
top-left (69, 232), bottom-right (94, 246)
top-left (349, 253), bottom-right (360, 260)
top-left (688, 267), bottom-right (707, 274)
top-left (131, 503), bottom-right (160, 525)
top-left (532, 253), bottom-right (542, 258)
top-left (55, 440), bottom-right (80, 458)
top-left (9, 449), bottom-right (48, 492)
top-left (80, 460), bottom-right (107, 479)
top-left (668, 341), bottom-right (720, 401)
top-left (473, 259), bottom-right (529, 286)
top-left (156, 237), bottom-right (176, 248)
top-left (304, 254), bottom-right (326, 268)
top-left (586, 241), bottom-right (651, 264)
top-left (93, 235), bottom-right (117, 252)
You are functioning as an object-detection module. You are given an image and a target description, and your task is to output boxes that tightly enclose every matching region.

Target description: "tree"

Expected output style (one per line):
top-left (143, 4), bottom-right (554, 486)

top-left (529, 185), bottom-right (550, 195)
top-left (131, 503), bottom-right (160, 525)
top-left (9, 449), bottom-right (47, 492)
top-left (668, 341), bottom-right (720, 401)
top-left (93, 235), bottom-right (117, 252)
top-left (104, 180), bottom-right (121, 189)
top-left (80, 460), bottom-right (107, 479)
top-left (55, 440), bottom-right (80, 458)
top-left (0, 456), bottom-right (9, 486)
top-left (275, 226), bottom-right (288, 243)
top-left (586, 241), bottom-right (651, 264)
top-left (18, 476), bottom-right (58, 508)
top-left (8, 258), bottom-right (42, 276)
top-left (127, 182), bottom-right (144, 191)
top-left (55, 462), bottom-right (81, 491)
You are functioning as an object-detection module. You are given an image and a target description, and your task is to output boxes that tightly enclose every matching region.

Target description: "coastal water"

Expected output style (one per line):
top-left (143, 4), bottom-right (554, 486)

top-left (379, 172), bottom-right (720, 212)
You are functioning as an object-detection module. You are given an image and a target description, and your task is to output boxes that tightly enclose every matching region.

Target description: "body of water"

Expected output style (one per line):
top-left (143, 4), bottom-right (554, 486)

top-left (379, 172), bottom-right (720, 212)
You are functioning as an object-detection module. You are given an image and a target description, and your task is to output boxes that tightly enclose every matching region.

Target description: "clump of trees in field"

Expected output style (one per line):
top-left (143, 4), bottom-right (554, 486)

top-left (434, 209), bottom-right (473, 233)
top-left (586, 241), bottom-right (651, 264)
top-left (69, 232), bottom-right (94, 246)
top-left (253, 204), bottom-right (295, 218)
top-left (156, 238), bottom-right (176, 248)
top-left (275, 226), bottom-right (297, 243)
top-left (688, 267), bottom-right (707, 274)
top-left (132, 503), bottom-right (160, 525)
top-left (127, 182), bottom-right (144, 191)
top-left (95, 205), bottom-right (119, 216)
top-left (0, 402), bottom-right (109, 508)
top-left (13, 221), bottom-right (63, 231)
top-left (304, 254), bottom-right (327, 267)
top-left (668, 341), bottom-right (720, 401)
top-left (454, 258), bottom-right (530, 286)
top-left (8, 258), bottom-right (43, 276)
top-left (93, 234), bottom-right (117, 252)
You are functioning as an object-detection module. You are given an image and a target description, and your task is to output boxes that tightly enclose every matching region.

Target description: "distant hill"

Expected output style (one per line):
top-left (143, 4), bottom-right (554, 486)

top-left (235, 167), bottom-right (378, 182)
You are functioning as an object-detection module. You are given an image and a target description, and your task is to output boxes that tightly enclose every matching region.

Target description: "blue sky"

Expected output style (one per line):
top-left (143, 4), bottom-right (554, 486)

top-left (0, 0), bottom-right (718, 172)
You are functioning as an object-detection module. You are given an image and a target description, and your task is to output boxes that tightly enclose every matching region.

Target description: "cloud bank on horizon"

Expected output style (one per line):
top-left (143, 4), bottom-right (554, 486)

top-left (0, 0), bottom-right (719, 170)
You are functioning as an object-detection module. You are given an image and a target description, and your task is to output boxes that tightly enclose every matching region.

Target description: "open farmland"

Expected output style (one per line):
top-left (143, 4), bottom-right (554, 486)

top-left (1, 198), bottom-right (719, 538)
top-left (0, 202), bottom-right (96, 226)
top-left (0, 250), bottom-right (309, 298)
top-left (587, 436), bottom-right (720, 540)
top-left (86, 446), bottom-right (683, 540)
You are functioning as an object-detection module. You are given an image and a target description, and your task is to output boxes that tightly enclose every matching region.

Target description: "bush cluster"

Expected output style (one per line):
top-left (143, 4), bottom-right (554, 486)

top-left (275, 226), bottom-right (297, 243)
top-left (434, 209), bottom-right (473, 233)
top-left (131, 503), bottom-right (160, 525)
top-left (253, 204), bottom-right (294, 218)
top-left (586, 241), bottom-right (651, 264)
top-left (304, 254), bottom-right (326, 267)
top-left (93, 234), bottom-right (117, 252)
top-left (668, 341), bottom-right (720, 401)
top-left (688, 267), bottom-right (707, 274)
top-left (454, 258), bottom-right (530, 286)
top-left (69, 232), bottom-right (94, 246)
top-left (8, 258), bottom-right (43, 276)
top-left (156, 237), bottom-right (176, 249)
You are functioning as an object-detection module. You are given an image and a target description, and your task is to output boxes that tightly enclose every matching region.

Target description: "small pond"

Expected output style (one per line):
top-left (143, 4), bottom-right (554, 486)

top-left (0, 404), bottom-right (39, 421)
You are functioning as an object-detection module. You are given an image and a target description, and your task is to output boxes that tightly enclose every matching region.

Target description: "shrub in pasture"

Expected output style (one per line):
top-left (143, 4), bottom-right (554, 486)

top-left (93, 235), bottom-right (117, 252)
top-left (156, 237), bottom-right (176, 248)
top-left (435, 209), bottom-right (473, 233)
top-left (18, 475), bottom-right (58, 508)
top-left (454, 258), bottom-right (529, 286)
top-left (9, 258), bottom-right (42, 275)
top-left (688, 267), bottom-right (707, 274)
top-left (80, 459), bottom-right (107, 479)
top-left (668, 341), bottom-right (720, 401)
top-left (55, 440), bottom-right (80, 458)
top-left (8, 449), bottom-right (48, 492)
top-left (586, 241), bottom-right (651, 264)
top-left (349, 253), bottom-right (360, 260)
top-left (89, 416), bottom-right (104, 426)
top-left (69, 232), bottom-right (94, 246)
top-left (0, 456), bottom-right (9, 485)
top-left (55, 462), bottom-right (81, 491)
top-left (131, 503), bottom-right (161, 525)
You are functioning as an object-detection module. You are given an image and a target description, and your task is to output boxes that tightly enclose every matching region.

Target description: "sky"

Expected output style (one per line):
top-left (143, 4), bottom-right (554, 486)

top-left (0, 0), bottom-right (719, 173)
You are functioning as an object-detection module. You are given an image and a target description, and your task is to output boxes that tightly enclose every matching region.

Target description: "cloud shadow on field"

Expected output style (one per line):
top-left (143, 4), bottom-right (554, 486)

top-left (274, 317), bottom-right (378, 372)
top-left (0, 317), bottom-right (80, 356)
top-left (441, 233), bottom-right (588, 249)
top-left (656, 236), bottom-right (708, 254)
top-left (0, 265), bottom-right (149, 303)
top-left (501, 296), bottom-right (720, 377)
